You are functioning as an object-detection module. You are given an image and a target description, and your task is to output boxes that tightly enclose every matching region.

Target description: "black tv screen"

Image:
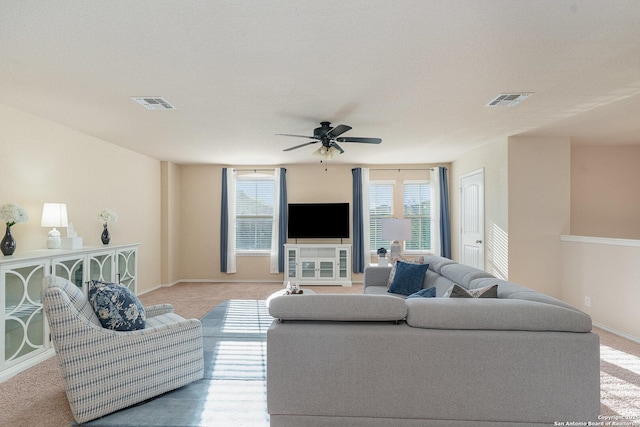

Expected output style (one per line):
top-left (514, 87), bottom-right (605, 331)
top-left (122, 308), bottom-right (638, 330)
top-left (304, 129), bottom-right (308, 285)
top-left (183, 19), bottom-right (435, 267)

top-left (288, 203), bottom-right (350, 239)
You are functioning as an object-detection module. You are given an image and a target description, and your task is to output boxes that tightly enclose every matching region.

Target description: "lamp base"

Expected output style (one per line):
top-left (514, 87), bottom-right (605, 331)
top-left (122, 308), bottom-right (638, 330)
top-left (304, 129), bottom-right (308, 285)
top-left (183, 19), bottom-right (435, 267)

top-left (389, 240), bottom-right (402, 262)
top-left (47, 228), bottom-right (61, 249)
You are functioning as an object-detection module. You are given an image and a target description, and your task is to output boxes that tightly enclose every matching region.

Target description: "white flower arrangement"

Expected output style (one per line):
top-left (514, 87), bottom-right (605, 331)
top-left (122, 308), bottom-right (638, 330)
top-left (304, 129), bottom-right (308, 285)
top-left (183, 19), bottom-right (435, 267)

top-left (98, 209), bottom-right (118, 224)
top-left (0, 203), bottom-right (29, 227)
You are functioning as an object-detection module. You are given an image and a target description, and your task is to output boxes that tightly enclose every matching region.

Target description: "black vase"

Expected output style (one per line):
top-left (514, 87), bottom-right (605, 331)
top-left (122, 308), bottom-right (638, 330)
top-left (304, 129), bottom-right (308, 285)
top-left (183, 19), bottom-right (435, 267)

top-left (1, 226), bottom-right (16, 256)
top-left (101, 223), bottom-right (111, 245)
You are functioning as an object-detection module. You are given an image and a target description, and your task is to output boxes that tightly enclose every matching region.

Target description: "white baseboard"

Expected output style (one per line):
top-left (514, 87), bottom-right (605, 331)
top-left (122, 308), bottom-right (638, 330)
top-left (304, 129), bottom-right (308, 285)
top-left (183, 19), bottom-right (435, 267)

top-left (593, 321), bottom-right (640, 345)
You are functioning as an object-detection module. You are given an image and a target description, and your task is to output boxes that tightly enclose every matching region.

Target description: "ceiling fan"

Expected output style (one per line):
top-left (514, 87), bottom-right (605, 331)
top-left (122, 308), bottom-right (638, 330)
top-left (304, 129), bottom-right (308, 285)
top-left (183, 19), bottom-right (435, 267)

top-left (278, 121), bottom-right (382, 155)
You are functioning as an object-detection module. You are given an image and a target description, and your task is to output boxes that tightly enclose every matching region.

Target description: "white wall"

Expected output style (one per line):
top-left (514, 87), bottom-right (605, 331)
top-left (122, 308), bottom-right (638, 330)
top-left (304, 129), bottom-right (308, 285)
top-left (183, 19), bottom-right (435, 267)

top-left (0, 104), bottom-right (162, 293)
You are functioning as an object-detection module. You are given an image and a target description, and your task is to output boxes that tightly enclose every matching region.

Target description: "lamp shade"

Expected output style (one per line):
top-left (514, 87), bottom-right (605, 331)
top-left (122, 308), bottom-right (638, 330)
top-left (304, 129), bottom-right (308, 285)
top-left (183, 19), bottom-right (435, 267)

top-left (41, 203), bottom-right (69, 228)
top-left (381, 218), bottom-right (411, 241)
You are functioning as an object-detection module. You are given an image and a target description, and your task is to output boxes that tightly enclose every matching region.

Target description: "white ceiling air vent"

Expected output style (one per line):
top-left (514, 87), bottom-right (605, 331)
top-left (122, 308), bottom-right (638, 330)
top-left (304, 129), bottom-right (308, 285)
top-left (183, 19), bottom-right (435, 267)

top-left (485, 93), bottom-right (532, 107)
top-left (131, 97), bottom-right (176, 110)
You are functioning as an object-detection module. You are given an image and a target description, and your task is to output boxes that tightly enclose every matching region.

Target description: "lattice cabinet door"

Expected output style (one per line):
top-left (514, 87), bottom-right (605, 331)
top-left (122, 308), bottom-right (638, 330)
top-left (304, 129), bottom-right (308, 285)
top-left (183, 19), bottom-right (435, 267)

top-left (87, 250), bottom-right (115, 284)
top-left (116, 248), bottom-right (137, 292)
top-left (52, 254), bottom-right (87, 294)
top-left (1, 259), bottom-right (51, 372)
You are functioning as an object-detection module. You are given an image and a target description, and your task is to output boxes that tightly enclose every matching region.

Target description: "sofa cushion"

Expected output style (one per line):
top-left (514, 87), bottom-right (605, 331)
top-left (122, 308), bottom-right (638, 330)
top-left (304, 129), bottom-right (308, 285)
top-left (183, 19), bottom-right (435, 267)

top-left (440, 263), bottom-right (495, 287)
top-left (406, 287), bottom-right (436, 299)
top-left (405, 298), bottom-right (593, 332)
top-left (445, 283), bottom-right (498, 298)
top-left (268, 294), bottom-right (407, 322)
top-left (88, 280), bottom-right (146, 331)
top-left (388, 261), bottom-right (430, 295)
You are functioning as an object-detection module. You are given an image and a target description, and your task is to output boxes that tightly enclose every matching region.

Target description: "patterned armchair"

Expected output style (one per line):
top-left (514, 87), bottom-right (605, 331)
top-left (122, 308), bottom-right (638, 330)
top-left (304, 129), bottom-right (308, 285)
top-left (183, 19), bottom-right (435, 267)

top-left (42, 275), bottom-right (204, 423)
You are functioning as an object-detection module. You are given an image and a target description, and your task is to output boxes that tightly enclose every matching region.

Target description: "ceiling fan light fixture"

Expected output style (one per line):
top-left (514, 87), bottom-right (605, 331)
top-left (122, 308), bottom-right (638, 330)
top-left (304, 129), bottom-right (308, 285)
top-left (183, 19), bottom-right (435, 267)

top-left (313, 146), bottom-right (340, 159)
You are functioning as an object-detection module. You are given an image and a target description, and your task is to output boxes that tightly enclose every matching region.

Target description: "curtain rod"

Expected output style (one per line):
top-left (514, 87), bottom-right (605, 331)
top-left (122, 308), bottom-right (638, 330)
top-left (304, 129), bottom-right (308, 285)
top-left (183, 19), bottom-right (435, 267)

top-left (233, 168), bottom-right (277, 172)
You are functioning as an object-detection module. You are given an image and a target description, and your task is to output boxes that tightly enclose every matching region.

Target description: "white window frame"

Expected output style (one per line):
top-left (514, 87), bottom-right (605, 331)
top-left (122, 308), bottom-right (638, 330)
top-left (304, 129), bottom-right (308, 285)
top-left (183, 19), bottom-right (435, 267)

top-left (235, 174), bottom-right (275, 256)
top-left (368, 178), bottom-right (434, 256)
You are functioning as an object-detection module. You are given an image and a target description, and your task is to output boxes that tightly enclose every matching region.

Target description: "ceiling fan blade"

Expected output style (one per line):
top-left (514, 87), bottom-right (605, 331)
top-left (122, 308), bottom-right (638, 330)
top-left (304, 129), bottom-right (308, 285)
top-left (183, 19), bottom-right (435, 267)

top-left (283, 141), bottom-right (317, 151)
top-left (326, 124), bottom-right (352, 138)
top-left (276, 133), bottom-right (317, 139)
top-left (330, 142), bottom-right (345, 154)
top-left (336, 137), bottom-right (382, 144)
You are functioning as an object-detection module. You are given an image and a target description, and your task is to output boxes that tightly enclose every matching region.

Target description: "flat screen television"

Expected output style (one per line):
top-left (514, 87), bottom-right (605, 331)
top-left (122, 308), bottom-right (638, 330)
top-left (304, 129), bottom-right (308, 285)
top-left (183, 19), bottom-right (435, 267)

top-left (288, 203), bottom-right (350, 239)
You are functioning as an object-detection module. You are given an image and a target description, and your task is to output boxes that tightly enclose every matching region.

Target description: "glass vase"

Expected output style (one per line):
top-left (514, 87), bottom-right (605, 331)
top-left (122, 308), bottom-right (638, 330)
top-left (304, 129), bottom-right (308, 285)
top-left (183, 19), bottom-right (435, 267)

top-left (1, 225), bottom-right (16, 256)
top-left (101, 223), bottom-right (111, 245)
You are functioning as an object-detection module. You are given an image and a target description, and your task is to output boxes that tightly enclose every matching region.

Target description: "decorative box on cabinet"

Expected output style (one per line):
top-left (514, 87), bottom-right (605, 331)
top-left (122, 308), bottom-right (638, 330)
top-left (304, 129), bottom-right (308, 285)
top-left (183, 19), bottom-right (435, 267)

top-left (0, 243), bottom-right (139, 381)
top-left (284, 244), bottom-right (351, 287)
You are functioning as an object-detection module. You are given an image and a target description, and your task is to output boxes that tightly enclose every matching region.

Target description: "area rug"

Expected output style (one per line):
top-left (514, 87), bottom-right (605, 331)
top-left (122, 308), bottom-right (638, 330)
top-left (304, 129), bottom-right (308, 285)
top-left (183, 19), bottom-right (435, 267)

top-left (78, 300), bottom-right (273, 427)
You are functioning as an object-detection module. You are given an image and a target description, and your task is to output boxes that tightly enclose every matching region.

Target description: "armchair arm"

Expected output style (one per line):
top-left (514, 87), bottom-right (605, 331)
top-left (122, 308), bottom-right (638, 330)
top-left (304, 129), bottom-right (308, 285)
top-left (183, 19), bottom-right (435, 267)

top-left (144, 303), bottom-right (174, 317)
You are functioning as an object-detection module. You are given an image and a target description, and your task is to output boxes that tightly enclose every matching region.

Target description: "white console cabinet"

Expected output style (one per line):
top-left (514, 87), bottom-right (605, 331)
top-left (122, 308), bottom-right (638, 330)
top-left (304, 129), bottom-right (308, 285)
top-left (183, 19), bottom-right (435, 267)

top-left (284, 244), bottom-right (351, 286)
top-left (0, 244), bottom-right (139, 382)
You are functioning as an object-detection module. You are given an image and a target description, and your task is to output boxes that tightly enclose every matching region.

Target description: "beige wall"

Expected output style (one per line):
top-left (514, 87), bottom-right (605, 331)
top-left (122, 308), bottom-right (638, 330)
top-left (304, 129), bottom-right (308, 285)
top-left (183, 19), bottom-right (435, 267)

top-left (161, 161), bottom-right (182, 285)
top-left (176, 163), bottom-right (446, 283)
top-left (507, 136), bottom-right (571, 298)
top-left (571, 145), bottom-right (640, 239)
top-left (0, 104), bottom-right (162, 293)
top-left (451, 140), bottom-right (509, 279)
top-left (561, 236), bottom-right (640, 341)
top-left (451, 136), bottom-right (571, 298)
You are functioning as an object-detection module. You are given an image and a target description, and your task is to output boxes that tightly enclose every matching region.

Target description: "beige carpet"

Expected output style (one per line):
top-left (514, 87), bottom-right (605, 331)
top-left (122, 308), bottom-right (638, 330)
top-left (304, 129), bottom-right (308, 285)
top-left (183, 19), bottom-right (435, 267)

top-left (1, 282), bottom-right (639, 426)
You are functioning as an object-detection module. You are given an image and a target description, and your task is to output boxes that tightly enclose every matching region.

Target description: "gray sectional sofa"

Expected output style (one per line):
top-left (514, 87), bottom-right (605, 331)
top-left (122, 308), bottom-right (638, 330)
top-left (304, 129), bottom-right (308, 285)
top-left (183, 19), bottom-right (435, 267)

top-left (267, 255), bottom-right (600, 426)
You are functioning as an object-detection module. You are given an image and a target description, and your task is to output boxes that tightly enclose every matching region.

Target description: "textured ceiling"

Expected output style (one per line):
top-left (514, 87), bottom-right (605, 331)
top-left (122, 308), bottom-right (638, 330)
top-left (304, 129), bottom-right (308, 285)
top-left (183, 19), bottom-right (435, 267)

top-left (2, 0), bottom-right (640, 165)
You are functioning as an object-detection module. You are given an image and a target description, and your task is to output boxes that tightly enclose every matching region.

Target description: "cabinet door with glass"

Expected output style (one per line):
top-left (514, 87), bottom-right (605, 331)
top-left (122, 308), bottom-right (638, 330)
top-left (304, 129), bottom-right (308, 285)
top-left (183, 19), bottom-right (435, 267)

top-left (338, 248), bottom-right (349, 280)
top-left (286, 247), bottom-right (299, 281)
top-left (116, 247), bottom-right (137, 292)
top-left (1, 260), bottom-right (50, 372)
top-left (87, 251), bottom-right (114, 284)
top-left (52, 254), bottom-right (86, 294)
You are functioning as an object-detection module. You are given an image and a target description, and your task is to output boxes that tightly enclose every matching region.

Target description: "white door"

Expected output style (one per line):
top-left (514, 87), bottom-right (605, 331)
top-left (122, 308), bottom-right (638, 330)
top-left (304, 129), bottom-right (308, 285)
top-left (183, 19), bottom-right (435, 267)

top-left (459, 169), bottom-right (484, 269)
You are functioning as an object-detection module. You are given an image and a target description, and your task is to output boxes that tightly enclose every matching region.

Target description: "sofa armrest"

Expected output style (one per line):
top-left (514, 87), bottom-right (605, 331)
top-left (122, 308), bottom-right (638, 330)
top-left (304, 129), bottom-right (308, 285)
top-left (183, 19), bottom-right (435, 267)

top-left (363, 266), bottom-right (392, 289)
top-left (268, 294), bottom-right (407, 322)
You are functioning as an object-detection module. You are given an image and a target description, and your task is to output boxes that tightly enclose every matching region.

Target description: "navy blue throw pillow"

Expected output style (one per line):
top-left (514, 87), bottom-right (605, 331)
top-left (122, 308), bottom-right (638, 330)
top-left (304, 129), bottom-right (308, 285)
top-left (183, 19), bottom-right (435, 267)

top-left (88, 280), bottom-right (146, 331)
top-left (406, 286), bottom-right (437, 299)
top-left (387, 261), bottom-right (430, 296)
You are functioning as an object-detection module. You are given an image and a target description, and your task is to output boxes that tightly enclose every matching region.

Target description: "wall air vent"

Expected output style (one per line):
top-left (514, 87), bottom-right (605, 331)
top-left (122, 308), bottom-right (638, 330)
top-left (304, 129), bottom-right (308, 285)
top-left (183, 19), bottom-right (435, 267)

top-left (131, 97), bottom-right (176, 110)
top-left (486, 93), bottom-right (532, 107)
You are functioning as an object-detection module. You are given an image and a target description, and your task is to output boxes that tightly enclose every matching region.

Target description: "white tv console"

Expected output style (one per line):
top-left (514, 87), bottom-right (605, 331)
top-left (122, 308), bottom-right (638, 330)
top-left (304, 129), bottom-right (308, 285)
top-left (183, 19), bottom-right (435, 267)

top-left (284, 243), bottom-right (351, 287)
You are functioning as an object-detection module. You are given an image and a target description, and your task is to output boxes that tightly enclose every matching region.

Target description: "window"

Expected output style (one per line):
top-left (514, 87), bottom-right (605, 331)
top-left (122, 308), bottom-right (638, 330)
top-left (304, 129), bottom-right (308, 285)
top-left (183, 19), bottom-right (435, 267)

top-left (403, 181), bottom-right (431, 251)
top-left (236, 176), bottom-right (274, 251)
top-left (369, 182), bottom-right (394, 251)
top-left (368, 179), bottom-right (432, 254)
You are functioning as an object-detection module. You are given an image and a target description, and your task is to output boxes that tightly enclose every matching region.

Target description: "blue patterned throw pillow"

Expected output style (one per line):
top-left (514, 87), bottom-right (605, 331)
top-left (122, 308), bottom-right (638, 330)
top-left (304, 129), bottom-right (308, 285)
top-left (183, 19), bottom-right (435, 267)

top-left (88, 280), bottom-right (146, 331)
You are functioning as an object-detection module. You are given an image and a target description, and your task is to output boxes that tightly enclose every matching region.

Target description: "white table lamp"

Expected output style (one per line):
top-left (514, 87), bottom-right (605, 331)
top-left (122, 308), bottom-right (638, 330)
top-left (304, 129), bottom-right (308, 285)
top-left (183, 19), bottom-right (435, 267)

top-left (381, 218), bottom-right (412, 262)
top-left (41, 203), bottom-right (68, 249)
